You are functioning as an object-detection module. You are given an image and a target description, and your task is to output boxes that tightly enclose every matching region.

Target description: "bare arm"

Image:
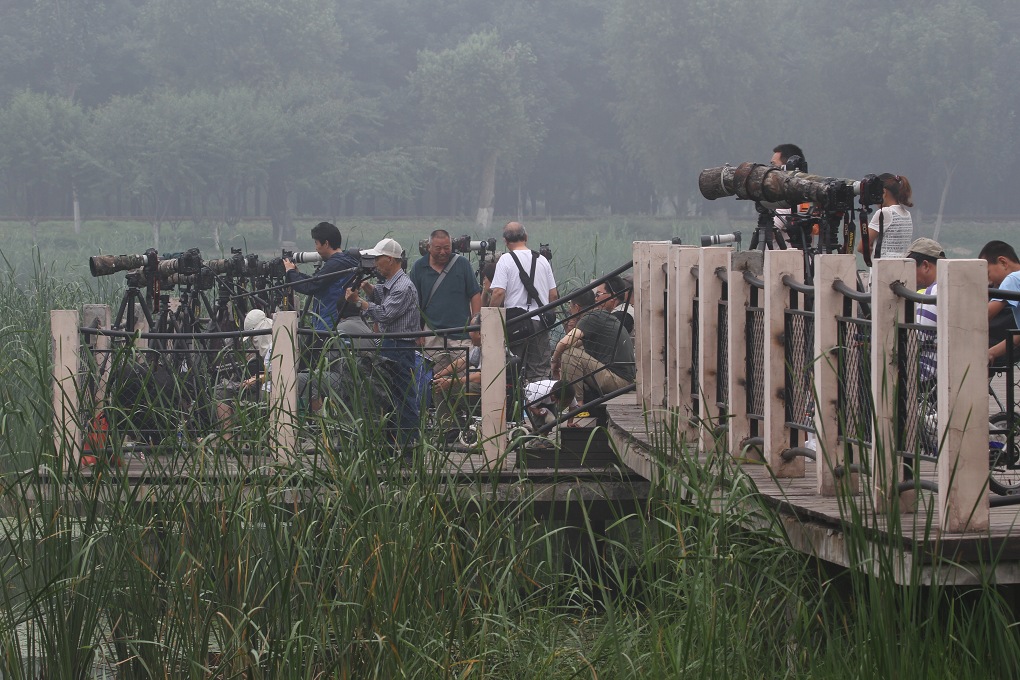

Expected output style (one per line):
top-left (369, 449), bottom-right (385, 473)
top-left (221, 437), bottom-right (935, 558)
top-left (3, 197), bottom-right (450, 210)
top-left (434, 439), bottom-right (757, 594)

top-left (548, 287), bottom-right (559, 303)
top-left (489, 287), bottom-right (505, 308)
top-left (990, 299), bottom-right (1007, 319)
top-left (469, 291), bottom-right (481, 317)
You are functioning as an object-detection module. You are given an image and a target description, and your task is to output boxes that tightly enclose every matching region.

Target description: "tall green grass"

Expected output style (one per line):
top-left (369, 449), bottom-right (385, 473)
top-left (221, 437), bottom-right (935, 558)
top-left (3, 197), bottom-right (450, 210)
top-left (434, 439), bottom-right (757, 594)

top-left (1, 236), bottom-right (1019, 676)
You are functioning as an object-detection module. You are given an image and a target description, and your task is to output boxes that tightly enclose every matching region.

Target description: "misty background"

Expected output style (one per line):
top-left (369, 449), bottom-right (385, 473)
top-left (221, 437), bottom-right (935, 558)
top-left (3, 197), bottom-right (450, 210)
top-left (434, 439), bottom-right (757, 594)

top-left (0, 0), bottom-right (1016, 247)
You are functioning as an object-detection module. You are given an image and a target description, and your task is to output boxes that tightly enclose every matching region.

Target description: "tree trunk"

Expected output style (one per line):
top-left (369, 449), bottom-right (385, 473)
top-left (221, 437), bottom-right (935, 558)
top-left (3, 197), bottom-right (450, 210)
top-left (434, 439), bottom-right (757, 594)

top-left (475, 150), bottom-right (498, 230)
top-left (151, 221), bottom-right (160, 250)
top-left (72, 183), bottom-right (81, 234)
top-left (267, 163), bottom-right (289, 244)
top-left (933, 161), bottom-right (955, 242)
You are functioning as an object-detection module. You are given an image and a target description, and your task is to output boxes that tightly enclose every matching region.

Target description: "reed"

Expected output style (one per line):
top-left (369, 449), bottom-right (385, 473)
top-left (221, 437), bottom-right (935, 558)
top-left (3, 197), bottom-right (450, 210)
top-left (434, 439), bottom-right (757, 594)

top-left (0, 243), bottom-right (1018, 677)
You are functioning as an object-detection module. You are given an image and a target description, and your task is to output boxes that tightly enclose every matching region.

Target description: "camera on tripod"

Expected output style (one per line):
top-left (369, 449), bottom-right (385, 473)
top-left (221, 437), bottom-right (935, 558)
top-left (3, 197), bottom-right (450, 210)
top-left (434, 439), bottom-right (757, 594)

top-left (205, 248), bottom-right (247, 277)
top-left (698, 163), bottom-right (885, 210)
top-left (157, 248), bottom-right (203, 277)
top-left (90, 249), bottom-right (159, 278)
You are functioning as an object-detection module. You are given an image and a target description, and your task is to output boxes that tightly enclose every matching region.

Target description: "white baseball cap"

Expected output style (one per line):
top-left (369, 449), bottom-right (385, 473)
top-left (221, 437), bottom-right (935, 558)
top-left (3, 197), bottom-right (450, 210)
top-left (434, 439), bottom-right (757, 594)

top-left (363, 237), bottom-right (404, 259)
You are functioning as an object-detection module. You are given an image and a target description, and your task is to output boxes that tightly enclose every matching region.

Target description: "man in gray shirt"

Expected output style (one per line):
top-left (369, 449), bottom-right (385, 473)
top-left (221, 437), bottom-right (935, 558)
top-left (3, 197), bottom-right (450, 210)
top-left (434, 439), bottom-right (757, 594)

top-left (346, 237), bottom-right (421, 447)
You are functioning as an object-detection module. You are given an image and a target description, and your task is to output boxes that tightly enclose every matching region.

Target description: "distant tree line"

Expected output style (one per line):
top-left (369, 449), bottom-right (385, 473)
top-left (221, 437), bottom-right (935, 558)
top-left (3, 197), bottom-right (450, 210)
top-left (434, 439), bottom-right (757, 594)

top-left (0, 0), bottom-right (1017, 246)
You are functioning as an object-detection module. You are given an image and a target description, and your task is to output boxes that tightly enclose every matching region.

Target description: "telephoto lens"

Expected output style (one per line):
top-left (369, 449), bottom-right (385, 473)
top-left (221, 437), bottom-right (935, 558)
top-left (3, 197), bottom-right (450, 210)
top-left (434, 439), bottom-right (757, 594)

top-left (289, 251), bottom-right (323, 264)
top-left (700, 232), bottom-right (741, 246)
top-left (90, 253), bottom-right (148, 277)
top-left (698, 163), bottom-right (880, 209)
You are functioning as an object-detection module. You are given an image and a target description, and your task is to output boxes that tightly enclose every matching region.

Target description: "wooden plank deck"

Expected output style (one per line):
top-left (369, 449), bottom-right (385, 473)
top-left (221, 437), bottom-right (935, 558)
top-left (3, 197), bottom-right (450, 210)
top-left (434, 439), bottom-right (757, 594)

top-left (606, 395), bottom-right (1020, 585)
top-left (28, 438), bottom-right (650, 517)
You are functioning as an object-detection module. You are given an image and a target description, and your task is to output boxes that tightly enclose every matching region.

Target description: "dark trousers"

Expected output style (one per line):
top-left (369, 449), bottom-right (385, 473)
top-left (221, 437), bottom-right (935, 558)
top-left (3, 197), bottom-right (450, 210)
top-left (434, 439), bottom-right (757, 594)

top-left (381, 338), bottom-right (419, 446)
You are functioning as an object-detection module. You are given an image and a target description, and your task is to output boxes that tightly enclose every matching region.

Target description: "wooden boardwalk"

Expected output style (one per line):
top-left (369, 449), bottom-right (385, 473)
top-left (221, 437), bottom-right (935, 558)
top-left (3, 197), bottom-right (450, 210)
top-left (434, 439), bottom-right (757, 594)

top-left (606, 394), bottom-right (1020, 586)
top-left (36, 440), bottom-right (650, 521)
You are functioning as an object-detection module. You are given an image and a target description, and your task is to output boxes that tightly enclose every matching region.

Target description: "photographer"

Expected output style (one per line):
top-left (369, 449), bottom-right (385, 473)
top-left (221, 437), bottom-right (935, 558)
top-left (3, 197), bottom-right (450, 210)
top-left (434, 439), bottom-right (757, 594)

top-left (410, 229), bottom-right (481, 370)
top-left (346, 237), bottom-right (422, 449)
top-left (283, 222), bottom-right (359, 331)
top-left (488, 222), bottom-right (559, 381)
top-left (770, 144), bottom-right (809, 250)
top-left (858, 174), bottom-right (914, 260)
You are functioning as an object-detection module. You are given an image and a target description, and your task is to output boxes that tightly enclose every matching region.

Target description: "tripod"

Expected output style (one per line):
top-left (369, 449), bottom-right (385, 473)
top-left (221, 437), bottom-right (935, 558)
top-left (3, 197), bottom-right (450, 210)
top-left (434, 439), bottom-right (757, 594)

top-left (748, 202), bottom-right (788, 252)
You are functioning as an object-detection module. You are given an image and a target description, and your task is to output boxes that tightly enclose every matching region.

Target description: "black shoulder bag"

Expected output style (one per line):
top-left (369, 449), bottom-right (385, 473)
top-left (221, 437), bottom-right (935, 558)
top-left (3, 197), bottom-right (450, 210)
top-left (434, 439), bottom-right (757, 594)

top-left (509, 250), bottom-right (557, 333)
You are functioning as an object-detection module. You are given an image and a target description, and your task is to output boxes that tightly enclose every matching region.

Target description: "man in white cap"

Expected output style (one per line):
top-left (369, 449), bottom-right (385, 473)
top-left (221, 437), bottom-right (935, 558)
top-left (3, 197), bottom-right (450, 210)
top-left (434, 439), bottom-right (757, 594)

top-left (346, 238), bottom-right (422, 448)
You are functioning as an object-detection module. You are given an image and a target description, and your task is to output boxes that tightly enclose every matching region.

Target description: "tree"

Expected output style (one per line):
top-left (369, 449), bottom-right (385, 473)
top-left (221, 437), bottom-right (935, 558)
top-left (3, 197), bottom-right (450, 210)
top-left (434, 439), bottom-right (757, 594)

top-left (140, 0), bottom-right (343, 92)
top-left (604, 0), bottom-right (783, 213)
top-left (412, 30), bottom-right (545, 229)
top-left (0, 91), bottom-right (92, 230)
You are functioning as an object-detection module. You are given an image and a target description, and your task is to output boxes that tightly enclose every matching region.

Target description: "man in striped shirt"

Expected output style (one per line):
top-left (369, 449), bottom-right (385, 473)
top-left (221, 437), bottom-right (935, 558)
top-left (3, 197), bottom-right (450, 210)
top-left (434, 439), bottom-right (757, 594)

top-left (346, 238), bottom-right (422, 448)
top-left (908, 238), bottom-right (945, 382)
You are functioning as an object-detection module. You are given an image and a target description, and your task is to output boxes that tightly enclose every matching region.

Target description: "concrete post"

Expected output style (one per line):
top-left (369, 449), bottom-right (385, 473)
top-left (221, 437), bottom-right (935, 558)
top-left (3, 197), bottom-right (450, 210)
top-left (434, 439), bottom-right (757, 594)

top-left (480, 307), bottom-right (507, 470)
top-left (51, 310), bottom-right (82, 469)
top-left (763, 249), bottom-right (805, 477)
top-left (813, 255), bottom-right (859, 495)
top-left (270, 311), bottom-right (298, 462)
top-left (698, 247), bottom-right (729, 452)
top-left (937, 259), bottom-right (990, 533)
top-left (870, 258), bottom-right (915, 512)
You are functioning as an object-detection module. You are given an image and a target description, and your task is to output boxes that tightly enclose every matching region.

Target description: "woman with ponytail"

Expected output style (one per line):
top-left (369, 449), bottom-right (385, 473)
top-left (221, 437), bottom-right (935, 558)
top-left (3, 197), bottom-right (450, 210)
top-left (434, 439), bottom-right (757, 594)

top-left (859, 173), bottom-right (914, 259)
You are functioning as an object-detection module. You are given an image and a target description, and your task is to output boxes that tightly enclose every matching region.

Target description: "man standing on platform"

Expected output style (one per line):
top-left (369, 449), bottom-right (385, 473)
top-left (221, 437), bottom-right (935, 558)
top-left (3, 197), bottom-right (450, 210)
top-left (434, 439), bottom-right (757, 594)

top-left (346, 238), bottom-right (421, 448)
top-left (410, 229), bottom-right (481, 371)
top-left (488, 221), bottom-right (559, 380)
top-left (283, 222), bottom-right (360, 331)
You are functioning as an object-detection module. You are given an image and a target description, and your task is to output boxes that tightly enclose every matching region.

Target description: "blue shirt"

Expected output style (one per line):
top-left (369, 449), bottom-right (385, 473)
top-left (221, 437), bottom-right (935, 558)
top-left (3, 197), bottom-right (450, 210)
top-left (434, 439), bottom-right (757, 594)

top-left (997, 271), bottom-right (1020, 330)
top-left (286, 250), bottom-right (360, 331)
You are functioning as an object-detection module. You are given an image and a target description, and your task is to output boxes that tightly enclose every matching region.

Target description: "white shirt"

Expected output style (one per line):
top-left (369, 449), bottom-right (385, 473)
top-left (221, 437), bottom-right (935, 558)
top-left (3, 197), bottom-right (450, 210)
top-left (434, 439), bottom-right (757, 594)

top-left (869, 205), bottom-right (912, 259)
top-left (490, 248), bottom-right (557, 311)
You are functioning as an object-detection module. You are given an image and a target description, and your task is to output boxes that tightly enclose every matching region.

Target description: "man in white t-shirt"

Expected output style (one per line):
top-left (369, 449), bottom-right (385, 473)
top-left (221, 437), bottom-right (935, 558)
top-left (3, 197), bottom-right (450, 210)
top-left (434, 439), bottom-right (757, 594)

top-left (488, 222), bottom-right (559, 380)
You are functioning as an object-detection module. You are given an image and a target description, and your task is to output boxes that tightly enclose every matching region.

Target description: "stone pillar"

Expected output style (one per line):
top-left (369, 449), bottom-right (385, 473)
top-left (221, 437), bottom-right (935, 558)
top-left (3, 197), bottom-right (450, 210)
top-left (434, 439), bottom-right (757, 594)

top-left (698, 247), bottom-right (729, 452)
top-left (270, 310), bottom-right (298, 461)
top-left (51, 310), bottom-right (82, 469)
top-left (870, 258), bottom-right (915, 512)
top-left (763, 249), bottom-right (805, 478)
top-left (813, 255), bottom-right (859, 495)
top-left (480, 307), bottom-right (507, 470)
top-left (937, 259), bottom-right (990, 533)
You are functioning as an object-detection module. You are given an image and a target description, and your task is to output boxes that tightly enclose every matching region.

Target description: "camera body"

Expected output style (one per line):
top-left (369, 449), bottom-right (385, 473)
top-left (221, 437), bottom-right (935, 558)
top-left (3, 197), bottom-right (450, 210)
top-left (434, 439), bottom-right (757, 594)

top-left (205, 249), bottom-right (246, 277)
top-left (158, 248), bottom-right (203, 276)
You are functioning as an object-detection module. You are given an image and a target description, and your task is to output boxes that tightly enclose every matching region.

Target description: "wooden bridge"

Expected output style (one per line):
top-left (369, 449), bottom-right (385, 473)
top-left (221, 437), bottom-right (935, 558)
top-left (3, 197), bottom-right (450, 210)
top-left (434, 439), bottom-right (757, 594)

top-left (47, 243), bottom-right (1020, 583)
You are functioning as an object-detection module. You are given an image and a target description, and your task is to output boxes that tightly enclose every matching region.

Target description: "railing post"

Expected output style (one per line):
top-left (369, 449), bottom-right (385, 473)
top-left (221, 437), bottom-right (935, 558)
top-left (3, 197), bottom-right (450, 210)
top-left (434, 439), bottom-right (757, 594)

top-left (870, 258), bottom-right (915, 512)
top-left (764, 249), bottom-right (805, 477)
top-left (480, 307), bottom-right (507, 470)
top-left (937, 259), bottom-right (990, 532)
top-left (647, 242), bottom-right (671, 417)
top-left (814, 255), bottom-right (859, 495)
top-left (633, 242), bottom-right (651, 409)
top-left (727, 252), bottom-right (762, 458)
top-left (270, 310), bottom-right (298, 462)
top-left (82, 304), bottom-right (113, 405)
top-left (698, 247), bottom-right (728, 452)
top-left (51, 310), bottom-right (82, 470)
top-left (667, 246), bottom-right (701, 445)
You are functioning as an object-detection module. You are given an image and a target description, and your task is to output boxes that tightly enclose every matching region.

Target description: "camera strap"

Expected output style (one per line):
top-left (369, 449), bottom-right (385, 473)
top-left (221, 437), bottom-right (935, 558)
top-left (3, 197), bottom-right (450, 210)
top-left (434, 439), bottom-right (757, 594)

top-left (509, 250), bottom-right (544, 311)
top-left (424, 253), bottom-right (459, 311)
